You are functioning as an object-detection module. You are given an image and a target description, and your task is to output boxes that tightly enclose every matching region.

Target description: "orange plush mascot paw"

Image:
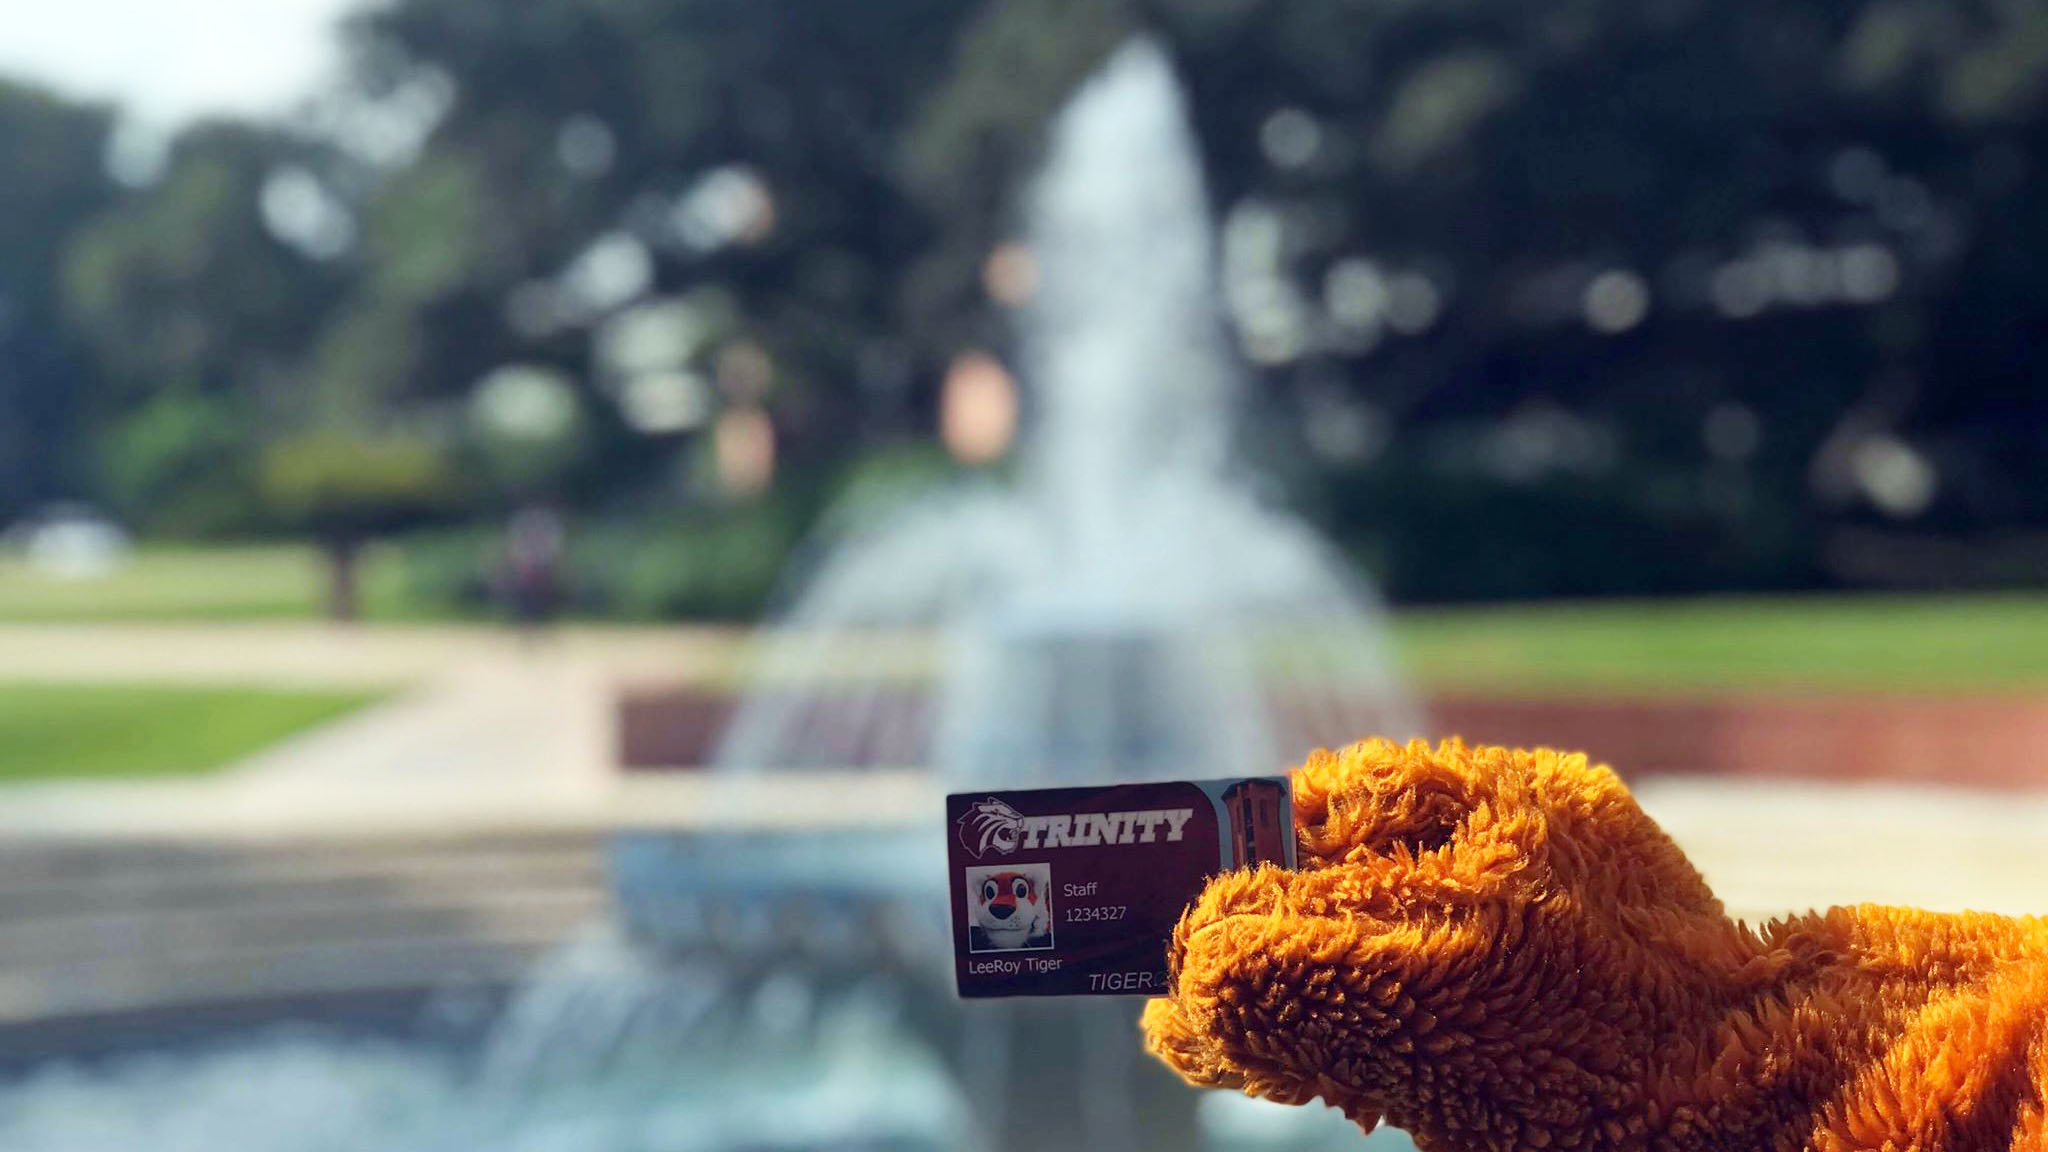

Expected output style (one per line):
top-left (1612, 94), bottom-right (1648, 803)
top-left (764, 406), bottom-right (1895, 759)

top-left (1142, 738), bottom-right (2048, 1152)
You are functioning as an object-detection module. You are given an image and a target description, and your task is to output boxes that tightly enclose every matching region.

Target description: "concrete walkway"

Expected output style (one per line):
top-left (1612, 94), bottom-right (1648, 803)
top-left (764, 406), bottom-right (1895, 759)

top-left (0, 621), bottom-right (745, 688)
top-left (1634, 776), bottom-right (2048, 922)
top-left (0, 623), bottom-right (746, 839)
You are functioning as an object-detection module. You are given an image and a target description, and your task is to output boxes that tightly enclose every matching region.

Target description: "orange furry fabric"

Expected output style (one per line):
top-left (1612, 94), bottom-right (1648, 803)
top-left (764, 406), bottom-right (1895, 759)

top-left (1142, 738), bottom-right (2048, 1151)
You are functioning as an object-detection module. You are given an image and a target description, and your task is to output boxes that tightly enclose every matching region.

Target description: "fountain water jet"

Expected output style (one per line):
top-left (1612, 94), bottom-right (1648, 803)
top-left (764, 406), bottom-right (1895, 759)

top-left (675, 36), bottom-right (1424, 1152)
top-left (715, 40), bottom-right (1417, 785)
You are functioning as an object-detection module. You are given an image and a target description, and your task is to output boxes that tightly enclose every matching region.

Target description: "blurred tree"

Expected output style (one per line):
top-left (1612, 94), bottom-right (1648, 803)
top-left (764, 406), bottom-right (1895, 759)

top-left (1126, 0), bottom-right (2048, 597)
top-left (17, 0), bottom-right (2048, 604)
top-left (0, 81), bottom-right (115, 520)
top-left (62, 123), bottom-right (352, 532)
top-left (898, 0), bottom-right (1138, 350)
top-left (327, 0), bottom-right (983, 490)
top-left (258, 430), bottom-right (461, 618)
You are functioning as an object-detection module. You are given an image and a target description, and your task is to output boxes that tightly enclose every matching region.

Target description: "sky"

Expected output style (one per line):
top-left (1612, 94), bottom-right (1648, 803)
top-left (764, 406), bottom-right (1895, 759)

top-left (0, 0), bottom-right (359, 126)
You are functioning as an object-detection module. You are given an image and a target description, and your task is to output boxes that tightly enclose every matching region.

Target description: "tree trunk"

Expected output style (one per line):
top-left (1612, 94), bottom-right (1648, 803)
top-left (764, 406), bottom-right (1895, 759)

top-left (323, 534), bottom-right (361, 622)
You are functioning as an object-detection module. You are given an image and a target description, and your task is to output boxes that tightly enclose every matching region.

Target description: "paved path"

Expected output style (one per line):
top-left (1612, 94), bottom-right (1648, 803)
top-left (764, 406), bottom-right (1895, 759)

top-left (0, 621), bottom-right (746, 688)
top-left (1633, 776), bottom-right (2048, 921)
top-left (0, 623), bottom-right (940, 848)
top-left (0, 622), bottom-right (750, 837)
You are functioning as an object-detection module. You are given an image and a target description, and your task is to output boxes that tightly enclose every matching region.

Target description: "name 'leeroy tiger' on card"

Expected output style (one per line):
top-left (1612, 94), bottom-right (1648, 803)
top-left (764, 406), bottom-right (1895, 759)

top-left (945, 777), bottom-right (1294, 998)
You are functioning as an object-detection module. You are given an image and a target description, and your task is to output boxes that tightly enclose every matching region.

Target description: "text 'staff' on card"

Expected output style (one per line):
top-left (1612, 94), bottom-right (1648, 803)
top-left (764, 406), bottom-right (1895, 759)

top-left (946, 777), bottom-right (1294, 998)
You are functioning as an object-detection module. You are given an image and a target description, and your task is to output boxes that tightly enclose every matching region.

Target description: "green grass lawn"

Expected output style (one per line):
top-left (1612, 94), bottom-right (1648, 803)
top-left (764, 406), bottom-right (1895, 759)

top-left (0, 684), bottom-right (382, 782)
top-left (1392, 594), bottom-right (2048, 694)
top-left (0, 544), bottom-right (411, 622)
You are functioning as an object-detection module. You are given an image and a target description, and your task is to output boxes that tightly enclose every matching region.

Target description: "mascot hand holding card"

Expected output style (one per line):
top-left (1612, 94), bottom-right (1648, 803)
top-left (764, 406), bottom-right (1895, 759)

top-left (1142, 738), bottom-right (2048, 1152)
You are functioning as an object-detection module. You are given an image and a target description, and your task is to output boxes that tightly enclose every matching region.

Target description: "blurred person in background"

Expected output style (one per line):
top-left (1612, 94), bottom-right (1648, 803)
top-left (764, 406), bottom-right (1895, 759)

top-left (498, 502), bottom-right (566, 637)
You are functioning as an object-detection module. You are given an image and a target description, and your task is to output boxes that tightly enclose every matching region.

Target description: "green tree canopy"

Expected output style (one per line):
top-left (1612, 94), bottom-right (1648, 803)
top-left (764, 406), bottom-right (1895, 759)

top-left (11, 0), bottom-right (2048, 603)
top-left (61, 123), bottom-right (352, 530)
top-left (0, 80), bottom-right (115, 518)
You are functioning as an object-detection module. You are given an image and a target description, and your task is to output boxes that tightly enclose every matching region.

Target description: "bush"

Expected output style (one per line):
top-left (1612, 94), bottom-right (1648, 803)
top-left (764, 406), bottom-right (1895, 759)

top-left (385, 506), bottom-right (799, 622)
top-left (381, 529), bottom-right (499, 619)
top-left (572, 513), bottom-right (796, 620)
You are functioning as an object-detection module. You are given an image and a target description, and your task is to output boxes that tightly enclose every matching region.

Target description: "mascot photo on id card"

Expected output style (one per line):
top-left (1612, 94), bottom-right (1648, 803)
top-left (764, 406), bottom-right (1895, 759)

top-left (965, 863), bottom-right (1055, 952)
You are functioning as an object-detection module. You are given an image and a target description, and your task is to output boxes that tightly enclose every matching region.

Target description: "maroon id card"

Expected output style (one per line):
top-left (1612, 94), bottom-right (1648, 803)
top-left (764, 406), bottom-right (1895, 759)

top-left (946, 777), bottom-right (1294, 998)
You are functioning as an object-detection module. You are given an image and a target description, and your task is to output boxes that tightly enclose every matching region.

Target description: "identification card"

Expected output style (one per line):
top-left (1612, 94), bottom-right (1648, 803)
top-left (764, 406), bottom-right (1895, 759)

top-left (946, 776), bottom-right (1294, 998)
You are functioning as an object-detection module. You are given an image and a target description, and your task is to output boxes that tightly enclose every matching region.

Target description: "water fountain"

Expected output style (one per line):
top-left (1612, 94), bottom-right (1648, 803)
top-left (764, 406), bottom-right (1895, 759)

top-left (714, 38), bottom-right (1415, 786)
top-left (0, 38), bottom-right (1417, 1152)
top-left (664, 36), bottom-right (1421, 1152)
